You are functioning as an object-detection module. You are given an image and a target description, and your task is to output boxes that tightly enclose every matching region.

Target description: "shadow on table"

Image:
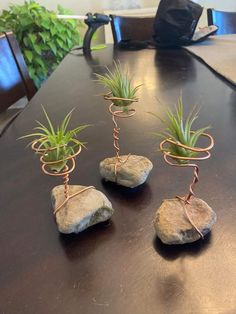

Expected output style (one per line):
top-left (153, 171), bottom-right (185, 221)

top-left (101, 180), bottom-right (153, 210)
top-left (83, 45), bottom-right (116, 79)
top-left (153, 232), bottom-right (212, 260)
top-left (59, 220), bottom-right (115, 261)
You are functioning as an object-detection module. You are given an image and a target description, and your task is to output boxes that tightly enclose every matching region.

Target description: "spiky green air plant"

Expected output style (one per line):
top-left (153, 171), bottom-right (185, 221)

top-left (19, 107), bottom-right (90, 173)
top-left (95, 61), bottom-right (141, 112)
top-left (149, 97), bottom-right (210, 164)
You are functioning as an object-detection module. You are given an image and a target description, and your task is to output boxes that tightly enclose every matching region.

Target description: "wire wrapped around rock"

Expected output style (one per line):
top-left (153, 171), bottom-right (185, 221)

top-left (104, 93), bottom-right (137, 175)
top-left (160, 132), bottom-right (214, 238)
top-left (31, 139), bottom-right (94, 215)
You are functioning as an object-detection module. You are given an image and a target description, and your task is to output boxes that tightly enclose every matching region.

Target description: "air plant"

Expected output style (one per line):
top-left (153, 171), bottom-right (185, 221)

top-left (19, 107), bottom-right (90, 173)
top-left (150, 96), bottom-right (210, 163)
top-left (95, 61), bottom-right (141, 111)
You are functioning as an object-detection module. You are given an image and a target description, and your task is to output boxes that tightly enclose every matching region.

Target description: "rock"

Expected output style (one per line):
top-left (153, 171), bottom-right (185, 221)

top-left (100, 155), bottom-right (153, 188)
top-left (51, 185), bottom-right (114, 234)
top-left (153, 197), bottom-right (217, 245)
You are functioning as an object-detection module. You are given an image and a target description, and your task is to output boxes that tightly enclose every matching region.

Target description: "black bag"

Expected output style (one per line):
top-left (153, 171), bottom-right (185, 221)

top-left (153, 0), bottom-right (204, 47)
top-left (118, 0), bottom-right (218, 50)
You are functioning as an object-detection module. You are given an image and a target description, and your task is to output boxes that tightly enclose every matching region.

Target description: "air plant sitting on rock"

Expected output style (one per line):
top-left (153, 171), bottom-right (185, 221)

top-left (150, 96), bottom-right (216, 245)
top-left (19, 107), bottom-right (114, 234)
top-left (95, 61), bottom-right (153, 188)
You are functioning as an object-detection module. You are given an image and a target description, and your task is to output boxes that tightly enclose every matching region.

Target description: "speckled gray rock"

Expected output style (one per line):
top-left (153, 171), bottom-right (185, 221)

top-left (51, 185), bottom-right (114, 234)
top-left (154, 197), bottom-right (217, 245)
top-left (100, 155), bottom-right (153, 188)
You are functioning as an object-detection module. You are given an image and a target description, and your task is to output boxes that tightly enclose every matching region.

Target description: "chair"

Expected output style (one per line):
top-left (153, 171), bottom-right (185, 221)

top-left (110, 15), bottom-right (154, 44)
top-left (207, 8), bottom-right (236, 35)
top-left (0, 31), bottom-right (37, 135)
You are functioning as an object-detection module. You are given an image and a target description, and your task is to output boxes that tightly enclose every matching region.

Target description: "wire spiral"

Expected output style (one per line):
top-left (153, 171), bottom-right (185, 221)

top-left (62, 166), bottom-right (70, 199)
top-left (160, 133), bottom-right (214, 238)
top-left (104, 93), bottom-right (137, 175)
top-left (31, 139), bottom-right (94, 215)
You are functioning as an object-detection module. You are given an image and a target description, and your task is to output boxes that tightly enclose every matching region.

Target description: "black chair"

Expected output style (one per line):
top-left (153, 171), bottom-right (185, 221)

top-left (0, 31), bottom-right (37, 135)
top-left (207, 8), bottom-right (236, 35)
top-left (110, 15), bottom-right (154, 45)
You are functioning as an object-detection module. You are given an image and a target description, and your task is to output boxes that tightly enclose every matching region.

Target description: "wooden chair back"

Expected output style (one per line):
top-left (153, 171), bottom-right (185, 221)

top-left (0, 31), bottom-right (36, 113)
top-left (110, 15), bottom-right (154, 44)
top-left (207, 9), bottom-right (236, 35)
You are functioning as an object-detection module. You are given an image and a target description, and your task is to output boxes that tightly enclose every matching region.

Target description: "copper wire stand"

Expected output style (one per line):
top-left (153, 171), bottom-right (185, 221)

top-left (104, 94), bottom-right (137, 176)
top-left (31, 140), bottom-right (94, 215)
top-left (160, 133), bottom-right (214, 238)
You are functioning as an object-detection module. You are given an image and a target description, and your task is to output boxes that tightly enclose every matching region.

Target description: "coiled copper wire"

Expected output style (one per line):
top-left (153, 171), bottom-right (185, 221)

top-left (104, 93), bottom-right (137, 175)
top-left (31, 139), bottom-right (94, 215)
top-left (160, 132), bottom-right (214, 238)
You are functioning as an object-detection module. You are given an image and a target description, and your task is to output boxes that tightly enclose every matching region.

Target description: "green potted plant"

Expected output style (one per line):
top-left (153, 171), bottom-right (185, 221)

top-left (0, 1), bottom-right (83, 87)
top-left (95, 62), bottom-right (153, 188)
top-left (150, 96), bottom-right (216, 245)
top-left (19, 107), bottom-right (114, 234)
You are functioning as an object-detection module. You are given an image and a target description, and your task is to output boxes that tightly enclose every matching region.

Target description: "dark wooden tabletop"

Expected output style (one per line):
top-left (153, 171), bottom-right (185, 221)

top-left (1, 46), bottom-right (236, 314)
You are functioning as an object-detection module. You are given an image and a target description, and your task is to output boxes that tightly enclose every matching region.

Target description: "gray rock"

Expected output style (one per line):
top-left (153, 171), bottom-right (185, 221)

top-left (153, 197), bottom-right (217, 245)
top-left (100, 155), bottom-right (153, 188)
top-left (51, 185), bottom-right (114, 234)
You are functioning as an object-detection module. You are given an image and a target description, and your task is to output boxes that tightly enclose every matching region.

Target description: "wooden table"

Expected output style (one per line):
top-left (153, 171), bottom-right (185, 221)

top-left (0, 46), bottom-right (236, 314)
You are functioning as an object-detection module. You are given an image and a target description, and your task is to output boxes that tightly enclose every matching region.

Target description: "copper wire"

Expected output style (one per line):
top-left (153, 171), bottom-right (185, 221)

top-left (160, 132), bottom-right (214, 238)
top-left (31, 139), bottom-right (94, 214)
top-left (104, 93), bottom-right (137, 175)
top-left (53, 186), bottom-right (95, 215)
